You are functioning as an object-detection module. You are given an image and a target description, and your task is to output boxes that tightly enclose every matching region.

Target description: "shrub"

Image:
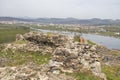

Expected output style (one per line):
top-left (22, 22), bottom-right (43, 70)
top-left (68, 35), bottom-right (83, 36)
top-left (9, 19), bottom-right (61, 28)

top-left (87, 40), bottom-right (96, 45)
top-left (74, 34), bottom-right (80, 42)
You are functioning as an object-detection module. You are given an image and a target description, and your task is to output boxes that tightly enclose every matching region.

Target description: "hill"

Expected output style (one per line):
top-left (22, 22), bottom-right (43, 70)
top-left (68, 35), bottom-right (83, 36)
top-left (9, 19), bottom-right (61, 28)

top-left (0, 17), bottom-right (120, 25)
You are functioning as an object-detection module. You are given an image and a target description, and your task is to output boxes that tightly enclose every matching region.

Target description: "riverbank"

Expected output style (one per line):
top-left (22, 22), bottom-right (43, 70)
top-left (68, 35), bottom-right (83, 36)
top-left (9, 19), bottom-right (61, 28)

top-left (32, 28), bottom-right (120, 50)
top-left (96, 46), bottom-right (120, 80)
top-left (82, 33), bottom-right (120, 50)
top-left (31, 25), bottom-right (120, 39)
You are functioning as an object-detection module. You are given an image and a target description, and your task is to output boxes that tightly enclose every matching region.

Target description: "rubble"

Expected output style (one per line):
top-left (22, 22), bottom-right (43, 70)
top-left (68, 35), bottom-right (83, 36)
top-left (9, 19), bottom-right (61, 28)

top-left (50, 43), bottom-right (106, 80)
top-left (23, 31), bottom-right (69, 47)
top-left (1, 31), bottom-right (107, 80)
top-left (0, 63), bottom-right (74, 80)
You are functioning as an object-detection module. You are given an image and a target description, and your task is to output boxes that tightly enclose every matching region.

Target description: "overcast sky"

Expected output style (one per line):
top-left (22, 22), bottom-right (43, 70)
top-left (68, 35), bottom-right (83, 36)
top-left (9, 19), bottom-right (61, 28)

top-left (0, 0), bottom-right (120, 19)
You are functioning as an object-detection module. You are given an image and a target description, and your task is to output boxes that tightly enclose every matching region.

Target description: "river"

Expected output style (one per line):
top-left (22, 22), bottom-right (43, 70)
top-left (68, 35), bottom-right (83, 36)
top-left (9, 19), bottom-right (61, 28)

top-left (34, 28), bottom-right (120, 50)
top-left (82, 34), bottom-right (120, 49)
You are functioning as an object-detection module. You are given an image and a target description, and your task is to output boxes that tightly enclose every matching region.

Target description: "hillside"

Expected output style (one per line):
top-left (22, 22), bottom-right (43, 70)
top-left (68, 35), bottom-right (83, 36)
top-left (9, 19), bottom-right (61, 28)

top-left (0, 17), bottom-right (120, 25)
top-left (0, 31), bottom-right (120, 80)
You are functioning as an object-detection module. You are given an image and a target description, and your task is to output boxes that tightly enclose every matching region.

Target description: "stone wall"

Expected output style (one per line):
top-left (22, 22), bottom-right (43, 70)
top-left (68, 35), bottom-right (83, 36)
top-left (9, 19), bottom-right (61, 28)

top-left (1, 31), bottom-right (107, 80)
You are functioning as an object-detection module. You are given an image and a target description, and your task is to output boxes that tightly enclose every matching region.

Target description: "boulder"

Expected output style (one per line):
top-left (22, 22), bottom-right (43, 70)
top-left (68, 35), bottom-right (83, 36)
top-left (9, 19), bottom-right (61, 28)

top-left (16, 34), bottom-right (25, 41)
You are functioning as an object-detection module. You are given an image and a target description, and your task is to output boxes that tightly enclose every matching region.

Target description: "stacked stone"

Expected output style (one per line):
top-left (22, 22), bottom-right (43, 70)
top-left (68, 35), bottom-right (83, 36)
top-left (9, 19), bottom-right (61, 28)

top-left (23, 32), bottom-right (69, 47)
top-left (0, 63), bottom-right (74, 80)
top-left (1, 31), bottom-right (107, 80)
top-left (49, 42), bottom-right (106, 80)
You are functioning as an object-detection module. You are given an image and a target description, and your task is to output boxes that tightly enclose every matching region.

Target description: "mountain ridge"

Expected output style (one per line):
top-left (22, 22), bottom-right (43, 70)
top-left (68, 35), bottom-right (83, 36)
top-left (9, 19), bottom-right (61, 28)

top-left (0, 17), bottom-right (120, 25)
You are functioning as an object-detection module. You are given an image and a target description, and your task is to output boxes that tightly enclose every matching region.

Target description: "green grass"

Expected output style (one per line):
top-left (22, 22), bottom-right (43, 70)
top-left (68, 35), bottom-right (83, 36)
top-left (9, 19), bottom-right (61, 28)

top-left (15, 40), bottom-right (28, 44)
top-left (0, 50), bottom-right (51, 66)
top-left (102, 66), bottom-right (120, 80)
top-left (0, 23), bottom-right (30, 43)
top-left (74, 35), bottom-right (80, 42)
top-left (66, 71), bottom-right (101, 80)
top-left (0, 28), bottom-right (29, 43)
top-left (87, 40), bottom-right (96, 45)
top-left (65, 63), bottom-right (120, 80)
top-left (98, 32), bottom-right (120, 38)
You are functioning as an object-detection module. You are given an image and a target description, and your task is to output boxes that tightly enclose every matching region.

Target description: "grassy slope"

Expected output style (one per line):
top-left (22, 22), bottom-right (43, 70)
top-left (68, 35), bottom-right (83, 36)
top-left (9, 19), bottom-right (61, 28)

top-left (0, 23), bottom-right (30, 43)
top-left (0, 49), bottom-right (51, 66)
top-left (102, 66), bottom-right (120, 80)
top-left (0, 24), bottom-right (120, 80)
top-left (0, 29), bottom-right (29, 43)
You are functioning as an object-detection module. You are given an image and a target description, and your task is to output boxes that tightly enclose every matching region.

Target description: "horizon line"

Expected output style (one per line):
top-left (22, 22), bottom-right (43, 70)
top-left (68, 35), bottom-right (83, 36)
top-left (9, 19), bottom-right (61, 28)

top-left (0, 16), bottom-right (120, 20)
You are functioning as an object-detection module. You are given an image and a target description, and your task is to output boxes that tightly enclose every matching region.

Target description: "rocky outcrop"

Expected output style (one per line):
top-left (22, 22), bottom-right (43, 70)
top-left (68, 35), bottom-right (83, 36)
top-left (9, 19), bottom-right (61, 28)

top-left (49, 42), bottom-right (106, 80)
top-left (96, 46), bottom-right (120, 66)
top-left (23, 31), bottom-right (69, 47)
top-left (16, 34), bottom-right (25, 41)
top-left (3, 32), bottom-right (69, 54)
top-left (0, 63), bottom-right (74, 80)
top-left (1, 31), bottom-right (107, 80)
top-left (3, 42), bottom-right (53, 54)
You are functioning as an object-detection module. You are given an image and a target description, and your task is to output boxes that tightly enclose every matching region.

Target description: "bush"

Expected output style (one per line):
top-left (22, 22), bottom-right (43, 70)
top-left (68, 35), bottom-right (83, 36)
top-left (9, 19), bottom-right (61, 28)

top-left (87, 40), bottom-right (96, 45)
top-left (74, 34), bottom-right (80, 42)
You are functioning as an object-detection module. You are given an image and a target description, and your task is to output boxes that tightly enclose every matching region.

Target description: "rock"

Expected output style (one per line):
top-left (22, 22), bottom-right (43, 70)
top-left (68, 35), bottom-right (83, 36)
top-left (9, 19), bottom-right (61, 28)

top-left (49, 60), bottom-right (63, 67)
top-left (3, 31), bottom-right (70, 54)
top-left (52, 69), bottom-right (61, 74)
top-left (0, 58), bottom-right (10, 67)
top-left (81, 58), bottom-right (90, 69)
top-left (16, 34), bottom-right (24, 41)
top-left (90, 61), bottom-right (101, 73)
top-left (1, 31), bottom-right (107, 80)
top-left (90, 46), bottom-right (96, 51)
top-left (23, 31), bottom-right (69, 47)
top-left (50, 42), bottom-right (106, 80)
top-left (99, 73), bottom-right (107, 80)
top-left (0, 63), bottom-right (75, 80)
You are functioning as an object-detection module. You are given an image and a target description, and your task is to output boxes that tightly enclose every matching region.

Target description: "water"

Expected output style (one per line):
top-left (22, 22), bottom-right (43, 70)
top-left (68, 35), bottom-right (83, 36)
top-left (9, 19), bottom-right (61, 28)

top-left (82, 34), bottom-right (120, 49)
top-left (34, 28), bottom-right (120, 49)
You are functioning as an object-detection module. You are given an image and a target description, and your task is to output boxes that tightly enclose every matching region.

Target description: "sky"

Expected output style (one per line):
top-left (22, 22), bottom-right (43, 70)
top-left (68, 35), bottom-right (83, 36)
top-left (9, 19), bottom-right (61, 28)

top-left (0, 0), bottom-right (120, 19)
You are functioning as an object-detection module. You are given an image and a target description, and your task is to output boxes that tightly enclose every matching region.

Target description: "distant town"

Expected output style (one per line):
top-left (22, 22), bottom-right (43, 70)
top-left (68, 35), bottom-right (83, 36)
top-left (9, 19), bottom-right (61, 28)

top-left (0, 17), bottom-right (120, 38)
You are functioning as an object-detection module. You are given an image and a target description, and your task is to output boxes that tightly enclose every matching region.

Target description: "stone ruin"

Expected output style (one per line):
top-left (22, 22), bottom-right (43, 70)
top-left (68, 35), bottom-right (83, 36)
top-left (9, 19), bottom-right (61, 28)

top-left (23, 31), bottom-right (69, 47)
top-left (1, 31), bottom-right (107, 80)
top-left (49, 42), bottom-right (106, 80)
top-left (0, 63), bottom-right (74, 80)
